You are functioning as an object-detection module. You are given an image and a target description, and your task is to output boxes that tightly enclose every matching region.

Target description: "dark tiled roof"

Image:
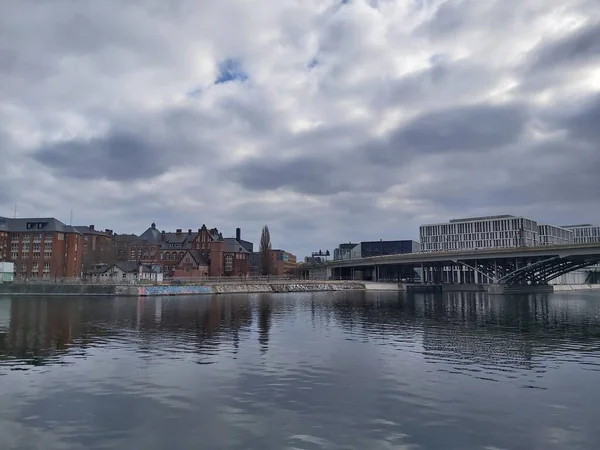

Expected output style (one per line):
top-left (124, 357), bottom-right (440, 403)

top-left (239, 239), bottom-right (253, 252)
top-left (114, 234), bottom-right (138, 243)
top-left (115, 261), bottom-right (140, 273)
top-left (188, 250), bottom-right (209, 266)
top-left (223, 238), bottom-right (249, 253)
top-left (0, 216), bottom-right (82, 234)
top-left (74, 226), bottom-right (111, 236)
top-left (85, 264), bottom-right (112, 275)
top-left (138, 226), bottom-right (162, 244)
top-left (140, 264), bottom-right (162, 273)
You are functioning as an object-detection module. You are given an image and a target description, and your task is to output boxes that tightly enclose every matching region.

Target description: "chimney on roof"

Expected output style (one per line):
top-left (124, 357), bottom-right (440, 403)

top-left (198, 228), bottom-right (201, 233)
top-left (89, 225), bottom-right (95, 231)
top-left (176, 229), bottom-right (182, 235)
top-left (106, 229), bottom-right (113, 235)
top-left (151, 222), bottom-right (156, 229)
top-left (236, 228), bottom-right (241, 241)
top-left (161, 230), bottom-right (166, 242)
top-left (188, 229), bottom-right (192, 235)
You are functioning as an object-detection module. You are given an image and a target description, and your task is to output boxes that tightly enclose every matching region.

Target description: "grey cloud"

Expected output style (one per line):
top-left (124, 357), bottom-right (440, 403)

top-left (370, 103), bottom-right (527, 164)
top-left (556, 94), bottom-right (600, 144)
top-left (1, 0), bottom-right (599, 259)
top-left (371, 59), bottom-right (497, 109)
top-left (33, 131), bottom-right (170, 181)
top-left (525, 22), bottom-right (600, 74)
top-left (230, 157), bottom-right (344, 195)
top-left (423, 0), bottom-right (468, 37)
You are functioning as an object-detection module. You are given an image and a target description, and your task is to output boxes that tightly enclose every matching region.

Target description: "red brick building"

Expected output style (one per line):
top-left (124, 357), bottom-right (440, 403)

top-left (74, 225), bottom-right (115, 270)
top-left (270, 249), bottom-right (299, 276)
top-left (127, 223), bottom-right (253, 277)
top-left (0, 216), bottom-right (84, 278)
top-left (0, 218), bottom-right (8, 261)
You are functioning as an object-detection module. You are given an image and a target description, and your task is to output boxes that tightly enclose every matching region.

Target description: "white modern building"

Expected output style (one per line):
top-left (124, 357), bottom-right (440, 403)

top-left (538, 225), bottom-right (574, 246)
top-left (419, 215), bottom-right (539, 252)
top-left (562, 224), bottom-right (600, 244)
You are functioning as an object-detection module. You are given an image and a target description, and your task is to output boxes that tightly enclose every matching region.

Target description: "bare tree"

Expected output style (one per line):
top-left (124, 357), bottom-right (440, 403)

top-left (259, 225), bottom-right (272, 275)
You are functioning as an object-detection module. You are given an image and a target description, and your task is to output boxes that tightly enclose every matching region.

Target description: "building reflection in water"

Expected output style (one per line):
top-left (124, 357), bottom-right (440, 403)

top-left (0, 295), bottom-right (255, 366)
top-left (257, 294), bottom-right (272, 354)
top-left (1, 291), bottom-right (599, 371)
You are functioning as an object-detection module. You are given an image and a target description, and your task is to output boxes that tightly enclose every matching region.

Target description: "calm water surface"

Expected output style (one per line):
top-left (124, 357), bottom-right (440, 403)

top-left (1, 291), bottom-right (600, 450)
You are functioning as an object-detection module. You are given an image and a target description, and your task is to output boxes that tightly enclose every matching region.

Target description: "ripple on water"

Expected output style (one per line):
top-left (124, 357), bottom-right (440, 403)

top-left (1, 292), bottom-right (600, 450)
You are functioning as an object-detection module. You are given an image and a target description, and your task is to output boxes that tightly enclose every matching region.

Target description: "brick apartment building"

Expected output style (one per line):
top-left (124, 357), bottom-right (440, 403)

top-left (74, 225), bottom-right (115, 269)
top-left (249, 249), bottom-right (299, 276)
top-left (0, 216), bottom-right (84, 278)
top-left (270, 249), bottom-right (298, 276)
top-left (126, 223), bottom-right (253, 277)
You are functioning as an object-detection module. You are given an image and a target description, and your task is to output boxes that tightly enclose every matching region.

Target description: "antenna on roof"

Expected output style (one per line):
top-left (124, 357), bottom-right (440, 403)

top-left (13, 204), bottom-right (17, 218)
top-left (69, 209), bottom-right (73, 226)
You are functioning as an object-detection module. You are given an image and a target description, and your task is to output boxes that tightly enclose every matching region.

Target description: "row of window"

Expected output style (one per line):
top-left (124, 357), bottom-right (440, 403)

top-left (571, 227), bottom-right (600, 238)
top-left (10, 251), bottom-right (53, 259)
top-left (420, 218), bottom-right (537, 237)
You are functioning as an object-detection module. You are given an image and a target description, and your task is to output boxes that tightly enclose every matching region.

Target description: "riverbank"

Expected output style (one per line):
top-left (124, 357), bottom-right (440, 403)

top-left (0, 281), bottom-right (367, 297)
top-left (2, 281), bottom-right (599, 297)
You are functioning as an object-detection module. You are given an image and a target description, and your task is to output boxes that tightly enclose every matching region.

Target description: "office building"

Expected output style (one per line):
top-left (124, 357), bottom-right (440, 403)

top-left (419, 215), bottom-right (539, 252)
top-left (562, 224), bottom-right (600, 244)
top-left (538, 225), bottom-right (574, 246)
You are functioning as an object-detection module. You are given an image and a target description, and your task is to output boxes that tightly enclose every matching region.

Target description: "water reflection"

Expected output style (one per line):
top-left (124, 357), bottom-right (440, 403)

top-left (0, 291), bottom-right (600, 450)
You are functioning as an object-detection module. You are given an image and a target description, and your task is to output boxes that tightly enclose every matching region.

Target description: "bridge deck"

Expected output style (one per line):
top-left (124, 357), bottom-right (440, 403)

top-left (314, 243), bottom-right (600, 268)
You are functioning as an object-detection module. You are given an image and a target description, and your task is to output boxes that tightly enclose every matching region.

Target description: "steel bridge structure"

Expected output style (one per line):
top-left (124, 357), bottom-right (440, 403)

top-left (301, 243), bottom-right (600, 290)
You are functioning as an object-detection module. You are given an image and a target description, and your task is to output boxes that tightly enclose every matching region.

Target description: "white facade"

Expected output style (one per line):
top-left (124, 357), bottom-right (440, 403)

top-left (538, 225), bottom-right (574, 246)
top-left (420, 215), bottom-right (539, 252)
top-left (139, 265), bottom-right (163, 282)
top-left (562, 224), bottom-right (600, 244)
top-left (0, 261), bottom-right (14, 283)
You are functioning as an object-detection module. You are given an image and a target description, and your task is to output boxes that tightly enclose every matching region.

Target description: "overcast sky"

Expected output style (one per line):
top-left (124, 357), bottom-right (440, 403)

top-left (1, 0), bottom-right (599, 258)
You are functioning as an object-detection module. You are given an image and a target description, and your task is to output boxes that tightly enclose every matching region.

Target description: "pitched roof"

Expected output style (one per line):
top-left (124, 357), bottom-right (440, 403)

top-left (140, 264), bottom-right (162, 273)
top-left (0, 216), bottom-right (82, 234)
top-left (85, 264), bottom-right (112, 275)
top-left (188, 249), bottom-right (209, 266)
top-left (114, 234), bottom-right (138, 243)
top-left (74, 226), bottom-right (110, 236)
top-left (239, 239), bottom-right (253, 252)
top-left (138, 225), bottom-right (162, 244)
top-left (223, 238), bottom-right (250, 253)
top-left (115, 261), bottom-right (140, 273)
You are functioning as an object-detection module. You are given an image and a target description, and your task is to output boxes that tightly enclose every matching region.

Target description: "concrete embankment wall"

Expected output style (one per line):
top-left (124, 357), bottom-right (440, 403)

top-left (552, 284), bottom-right (600, 292)
top-left (0, 281), bottom-right (366, 297)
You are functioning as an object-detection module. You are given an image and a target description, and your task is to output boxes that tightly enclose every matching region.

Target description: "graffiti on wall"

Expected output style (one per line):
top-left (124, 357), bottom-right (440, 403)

top-left (139, 285), bottom-right (214, 296)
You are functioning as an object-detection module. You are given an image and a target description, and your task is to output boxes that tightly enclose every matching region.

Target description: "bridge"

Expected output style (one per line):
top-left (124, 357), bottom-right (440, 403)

top-left (301, 243), bottom-right (600, 294)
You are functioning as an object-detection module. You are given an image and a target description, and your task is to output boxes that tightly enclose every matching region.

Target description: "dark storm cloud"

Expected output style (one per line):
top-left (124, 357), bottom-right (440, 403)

top-left (525, 22), bottom-right (600, 74)
top-left (33, 131), bottom-right (169, 181)
top-left (230, 157), bottom-right (344, 195)
top-left (555, 93), bottom-right (600, 144)
top-left (370, 103), bottom-right (527, 164)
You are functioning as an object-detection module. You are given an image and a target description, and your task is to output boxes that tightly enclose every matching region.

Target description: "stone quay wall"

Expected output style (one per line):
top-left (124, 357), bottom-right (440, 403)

top-left (0, 281), bottom-right (366, 297)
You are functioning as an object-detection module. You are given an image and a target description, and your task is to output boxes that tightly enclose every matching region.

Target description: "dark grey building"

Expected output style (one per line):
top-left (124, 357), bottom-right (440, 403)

top-left (360, 240), bottom-right (420, 258)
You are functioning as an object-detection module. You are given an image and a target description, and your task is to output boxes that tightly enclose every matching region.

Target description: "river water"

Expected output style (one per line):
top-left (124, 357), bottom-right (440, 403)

top-left (1, 291), bottom-right (600, 450)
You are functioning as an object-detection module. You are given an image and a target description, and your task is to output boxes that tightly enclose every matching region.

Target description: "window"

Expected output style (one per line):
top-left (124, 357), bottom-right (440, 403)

top-left (225, 254), bottom-right (233, 271)
top-left (43, 262), bottom-right (50, 272)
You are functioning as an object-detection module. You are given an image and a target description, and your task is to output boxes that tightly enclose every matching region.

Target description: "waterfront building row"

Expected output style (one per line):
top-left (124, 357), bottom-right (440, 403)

top-left (418, 215), bottom-right (599, 252)
top-left (1, 214), bottom-right (299, 280)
